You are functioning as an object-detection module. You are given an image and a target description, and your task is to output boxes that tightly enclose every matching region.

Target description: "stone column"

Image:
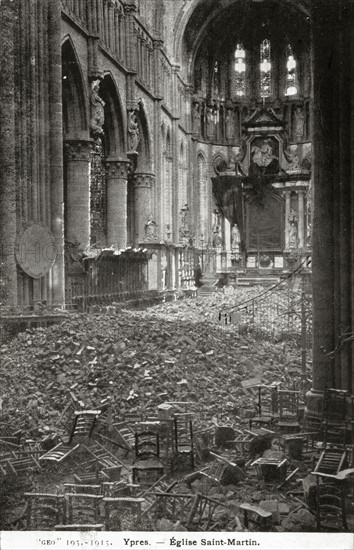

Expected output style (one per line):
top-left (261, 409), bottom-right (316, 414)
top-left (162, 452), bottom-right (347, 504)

top-left (0, 0), bottom-right (18, 305)
top-left (284, 191), bottom-right (291, 249)
top-left (307, 0), bottom-right (354, 419)
top-left (64, 138), bottom-right (92, 249)
top-left (49, 0), bottom-right (65, 306)
top-left (105, 158), bottom-right (130, 248)
top-left (134, 173), bottom-right (154, 243)
top-left (298, 190), bottom-right (305, 248)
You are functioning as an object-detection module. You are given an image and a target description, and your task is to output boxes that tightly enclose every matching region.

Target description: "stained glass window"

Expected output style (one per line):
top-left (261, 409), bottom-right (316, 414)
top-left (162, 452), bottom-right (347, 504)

top-left (285, 45), bottom-right (297, 96)
top-left (234, 44), bottom-right (246, 97)
top-left (260, 39), bottom-right (271, 98)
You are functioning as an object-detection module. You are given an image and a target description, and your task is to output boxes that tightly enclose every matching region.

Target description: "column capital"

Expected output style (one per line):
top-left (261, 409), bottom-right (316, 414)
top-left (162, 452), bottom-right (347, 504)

top-left (64, 138), bottom-right (93, 161)
top-left (134, 172), bottom-right (155, 189)
top-left (105, 158), bottom-right (130, 179)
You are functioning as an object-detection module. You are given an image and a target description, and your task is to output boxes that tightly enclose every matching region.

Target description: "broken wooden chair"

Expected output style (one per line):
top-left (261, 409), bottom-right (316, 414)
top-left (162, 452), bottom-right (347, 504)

top-left (39, 410), bottom-right (100, 466)
top-left (313, 446), bottom-right (350, 476)
top-left (173, 413), bottom-right (195, 472)
top-left (64, 493), bottom-right (103, 527)
top-left (249, 385), bottom-right (278, 430)
top-left (321, 388), bottom-right (350, 447)
top-left (147, 492), bottom-right (194, 528)
top-left (5, 455), bottom-right (41, 487)
top-left (237, 503), bottom-right (272, 531)
top-left (275, 390), bottom-right (301, 433)
top-left (59, 391), bottom-right (85, 433)
top-left (186, 493), bottom-right (230, 531)
top-left (24, 492), bottom-right (66, 530)
top-left (132, 430), bottom-right (164, 487)
top-left (311, 469), bottom-right (354, 531)
top-left (103, 496), bottom-right (145, 530)
top-left (140, 476), bottom-right (178, 517)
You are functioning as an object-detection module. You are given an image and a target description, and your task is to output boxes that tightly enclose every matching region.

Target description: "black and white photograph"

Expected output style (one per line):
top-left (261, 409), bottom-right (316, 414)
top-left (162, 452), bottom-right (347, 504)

top-left (0, 1), bottom-right (353, 549)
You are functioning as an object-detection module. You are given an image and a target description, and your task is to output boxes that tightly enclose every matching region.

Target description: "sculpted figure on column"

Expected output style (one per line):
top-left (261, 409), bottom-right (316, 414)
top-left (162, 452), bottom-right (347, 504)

top-left (128, 110), bottom-right (140, 152)
top-left (90, 79), bottom-right (105, 137)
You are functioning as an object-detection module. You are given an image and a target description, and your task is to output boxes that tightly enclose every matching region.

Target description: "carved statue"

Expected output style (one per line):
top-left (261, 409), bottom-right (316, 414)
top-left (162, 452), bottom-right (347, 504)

top-left (212, 209), bottom-right (222, 247)
top-left (145, 215), bottom-right (158, 240)
top-left (288, 211), bottom-right (299, 248)
top-left (206, 106), bottom-right (214, 138)
top-left (128, 110), bottom-right (140, 152)
top-left (90, 79), bottom-right (105, 137)
top-left (294, 106), bottom-right (305, 141)
top-left (192, 102), bottom-right (201, 134)
top-left (225, 109), bottom-right (234, 140)
top-left (231, 224), bottom-right (241, 250)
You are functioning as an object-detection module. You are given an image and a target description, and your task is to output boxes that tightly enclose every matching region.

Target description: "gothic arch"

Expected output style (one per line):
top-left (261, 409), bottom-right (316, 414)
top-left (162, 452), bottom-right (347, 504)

top-left (136, 100), bottom-right (152, 172)
top-left (100, 72), bottom-right (126, 156)
top-left (61, 36), bottom-right (88, 135)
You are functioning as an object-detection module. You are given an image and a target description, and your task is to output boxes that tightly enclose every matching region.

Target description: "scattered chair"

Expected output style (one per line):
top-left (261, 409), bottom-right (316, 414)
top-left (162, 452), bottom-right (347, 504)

top-left (132, 430), bottom-right (164, 486)
top-left (24, 492), bottom-right (66, 530)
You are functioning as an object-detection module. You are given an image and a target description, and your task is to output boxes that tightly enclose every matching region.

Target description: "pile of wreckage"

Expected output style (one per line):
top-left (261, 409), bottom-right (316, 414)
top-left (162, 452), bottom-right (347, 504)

top-left (1, 385), bottom-right (353, 532)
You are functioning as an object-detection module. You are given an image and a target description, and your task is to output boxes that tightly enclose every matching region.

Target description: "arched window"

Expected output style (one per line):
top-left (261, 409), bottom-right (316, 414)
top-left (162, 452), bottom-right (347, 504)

top-left (197, 153), bottom-right (208, 244)
top-left (285, 45), bottom-right (297, 96)
top-left (260, 39), bottom-right (271, 98)
top-left (234, 44), bottom-right (246, 97)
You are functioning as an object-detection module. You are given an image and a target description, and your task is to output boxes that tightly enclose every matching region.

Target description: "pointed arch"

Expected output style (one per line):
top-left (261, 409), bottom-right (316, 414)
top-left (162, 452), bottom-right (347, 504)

top-left (136, 100), bottom-right (152, 172)
top-left (100, 72), bottom-right (126, 156)
top-left (61, 36), bottom-right (88, 135)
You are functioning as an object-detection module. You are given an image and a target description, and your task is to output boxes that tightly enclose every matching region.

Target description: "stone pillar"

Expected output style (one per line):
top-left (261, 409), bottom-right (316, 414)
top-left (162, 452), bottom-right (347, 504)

top-left (49, 0), bottom-right (65, 306)
top-left (0, 0), bottom-right (18, 305)
top-left (307, 0), bottom-right (354, 419)
top-left (134, 173), bottom-right (154, 243)
top-left (64, 138), bottom-right (92, 249)
top-left (105, 158), bottom-right (130, 248)
top-left (298, 190), bottom-right (305, 248)
top-left (284, 191), bottom-right (291, 249)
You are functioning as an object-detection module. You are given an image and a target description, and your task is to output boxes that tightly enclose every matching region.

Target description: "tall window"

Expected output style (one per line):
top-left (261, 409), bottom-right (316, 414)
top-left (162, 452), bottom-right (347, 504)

top-left (234, 44), bottom-right (246, 97)
top-left (285, 45), bottom-right (297, 96)
top-left (214, 61), bottom-right (220, 97)
top-left (260, 39), bottom-right (271, 98)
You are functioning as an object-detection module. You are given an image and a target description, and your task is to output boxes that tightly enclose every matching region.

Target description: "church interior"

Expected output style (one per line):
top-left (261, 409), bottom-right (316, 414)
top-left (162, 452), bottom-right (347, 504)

top-left (0, 0), bottom-right (353, 537)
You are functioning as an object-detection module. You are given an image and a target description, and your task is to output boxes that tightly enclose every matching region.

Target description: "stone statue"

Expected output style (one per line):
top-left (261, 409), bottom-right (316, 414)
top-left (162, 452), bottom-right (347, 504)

top-left (294, 106), bottom-right (305, 141)
top-left (128, 110), bottom-right (140, 152)
top-left (145, 215), bottom-right (157, 241)
top-left (288, 211), bottom-right (299, 247)
top-left (212, 209), bottom-right (222, 247)
top-left (231, 224), bottom-right (241, 249)
top-left (225, 109), bottom-right (234, 140)
top-left (192, 102), bottom-right (201, 134)
top-left (206, 106), bottom-right (214, 139)
top-left (90, 79), bottom-right (105, 137)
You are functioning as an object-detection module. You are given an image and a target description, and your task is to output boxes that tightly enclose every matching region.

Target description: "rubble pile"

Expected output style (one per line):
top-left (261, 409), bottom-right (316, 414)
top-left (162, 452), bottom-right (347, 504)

top-left (0, 288), bottom-right (309, 438)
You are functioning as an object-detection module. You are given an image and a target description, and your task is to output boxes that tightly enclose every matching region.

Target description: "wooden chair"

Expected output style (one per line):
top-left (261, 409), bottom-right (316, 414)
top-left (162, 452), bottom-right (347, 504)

top-left (65, 493), bottom-right (103, 526)
top-left (103, 496), bottom-right (145, 530)
top-left (59, 391), bottom-right (85, 433)
top-left (132, 430), bottom-right (164, 486)
top-left (24, 492), bottom-right (66, 530)
top-left (5, 455), bottom-right (41, 483)
top-left (186, 493), bottom-right (230, 531)
top-left (249, 385), bottom-right (278, 430)
top-left (237, 503), bottom-right (272, 531)
top-left (173, 413), bottom-right (195, 471)
top-left (148, 492), bottom-right (194, 528)
top-left (68, 410), bottom-right (101, 443)
top-left (321, 388), bottom-right (349, 447)
top-left (55, 524), bottom-right (104, 531)
top-left (311, 469), bottom-right (354, 531)
top-left (313, 447), bottom-right (350, 476)
top-left (275, 390), bottom-right (300, 433)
